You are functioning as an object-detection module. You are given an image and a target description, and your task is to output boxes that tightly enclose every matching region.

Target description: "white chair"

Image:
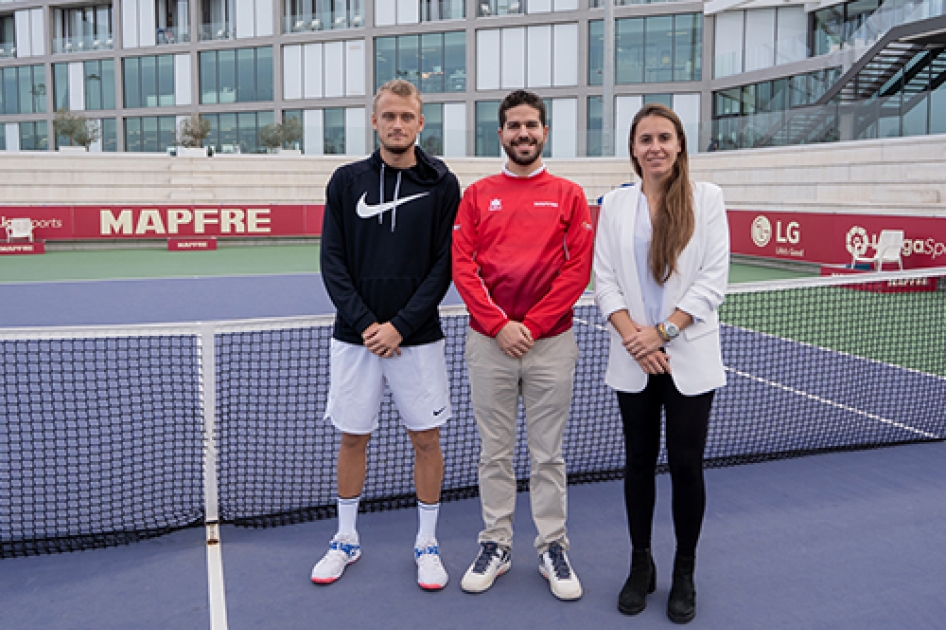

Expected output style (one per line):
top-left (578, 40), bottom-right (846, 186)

top-left (5, 218), bottom-right (34, 242)
top-left (852, 229), bottom-right (904, 271)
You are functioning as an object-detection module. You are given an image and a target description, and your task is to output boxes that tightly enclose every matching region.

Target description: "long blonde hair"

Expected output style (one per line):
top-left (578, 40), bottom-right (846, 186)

top-left (629, 103), bottom-right (694, 286)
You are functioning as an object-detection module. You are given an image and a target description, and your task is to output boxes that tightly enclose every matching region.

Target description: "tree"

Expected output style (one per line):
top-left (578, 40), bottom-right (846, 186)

top-left (53, 109), bottom-right (101, 148)
top-left (177, 113), bottom-right (211, 148)
top-left (259, 116), bottom-right (304, 151)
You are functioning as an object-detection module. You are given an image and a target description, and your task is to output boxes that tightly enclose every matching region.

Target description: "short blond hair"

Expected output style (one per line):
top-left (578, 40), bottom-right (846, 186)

top-left (373, 79), bottom-right (423, 112)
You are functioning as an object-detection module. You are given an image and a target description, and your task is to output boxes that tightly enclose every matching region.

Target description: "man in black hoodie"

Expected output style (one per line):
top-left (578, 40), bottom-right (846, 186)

top-left (311, 80), bottom-right (461, 591)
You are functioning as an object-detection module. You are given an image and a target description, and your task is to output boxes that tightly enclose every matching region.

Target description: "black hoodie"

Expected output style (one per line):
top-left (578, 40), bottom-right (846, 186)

top-left (321, 146), bottom-right (461, 346)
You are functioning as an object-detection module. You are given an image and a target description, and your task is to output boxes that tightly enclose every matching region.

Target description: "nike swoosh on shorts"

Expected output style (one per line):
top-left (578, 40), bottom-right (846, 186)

top-left (356, 192), bottom-right (431, 219)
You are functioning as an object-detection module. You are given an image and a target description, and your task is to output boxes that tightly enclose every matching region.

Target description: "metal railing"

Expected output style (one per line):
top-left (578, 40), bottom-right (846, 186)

top-left (52, 35), bottom-right (115, 54)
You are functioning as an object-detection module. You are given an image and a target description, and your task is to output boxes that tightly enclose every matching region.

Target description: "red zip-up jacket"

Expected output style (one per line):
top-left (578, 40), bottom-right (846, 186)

top-left (452, 169), bottom-right (594, 340)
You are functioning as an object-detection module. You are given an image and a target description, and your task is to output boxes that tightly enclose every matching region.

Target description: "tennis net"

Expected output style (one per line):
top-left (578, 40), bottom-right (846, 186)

top-left (2, 268), bottom-right (944, 557)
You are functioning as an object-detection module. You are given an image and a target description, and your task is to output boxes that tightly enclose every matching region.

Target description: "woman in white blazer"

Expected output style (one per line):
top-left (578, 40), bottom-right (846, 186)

top-left (594, 103), bottom-right (729, 624)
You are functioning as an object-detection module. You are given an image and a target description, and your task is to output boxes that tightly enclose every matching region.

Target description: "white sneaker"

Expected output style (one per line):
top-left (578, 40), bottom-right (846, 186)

top-left (415, 539), bottom-right (449, 591)
top-left (538, 542), bottom-right (582, 601)
top-left (310, 534), bottom-right (361, 584)
top-left (460, 542), bottom-right (511, 593)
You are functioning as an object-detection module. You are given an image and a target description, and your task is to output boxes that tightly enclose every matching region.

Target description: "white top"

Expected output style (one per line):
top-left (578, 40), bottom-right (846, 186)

top-left (633, 193), bottom-right (665, 327)
top-left (593, 181), bottom-right (730, 395)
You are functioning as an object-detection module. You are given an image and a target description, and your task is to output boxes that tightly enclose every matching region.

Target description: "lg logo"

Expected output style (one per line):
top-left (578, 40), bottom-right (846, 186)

top-left (751, 215), bottom-right (800, 247)
top-left (751, 216), bottom-right (772, 247)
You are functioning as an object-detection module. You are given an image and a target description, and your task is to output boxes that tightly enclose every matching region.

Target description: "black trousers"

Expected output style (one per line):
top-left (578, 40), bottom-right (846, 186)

top-left (617, 374), bottom-right (714, 558)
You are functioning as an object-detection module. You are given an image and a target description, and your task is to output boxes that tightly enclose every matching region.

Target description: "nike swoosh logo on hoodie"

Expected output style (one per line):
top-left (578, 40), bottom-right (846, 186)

top-left (356, 192), bottom-right (431, 219)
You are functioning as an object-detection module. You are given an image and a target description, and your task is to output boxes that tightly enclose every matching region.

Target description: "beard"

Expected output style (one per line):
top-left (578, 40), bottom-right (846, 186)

top-left (381, 140), bottom-right (414, 155)
top-left (502, 138), bottom-right (544, 167)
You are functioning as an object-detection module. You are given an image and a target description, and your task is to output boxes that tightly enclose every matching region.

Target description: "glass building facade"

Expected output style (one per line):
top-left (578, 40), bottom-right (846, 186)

top-left (0, 0), bottom-right (942, 154)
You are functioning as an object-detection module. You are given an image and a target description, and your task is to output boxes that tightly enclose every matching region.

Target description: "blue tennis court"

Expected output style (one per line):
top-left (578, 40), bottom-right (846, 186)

top-left (2, 261), bottom-right (945, 629)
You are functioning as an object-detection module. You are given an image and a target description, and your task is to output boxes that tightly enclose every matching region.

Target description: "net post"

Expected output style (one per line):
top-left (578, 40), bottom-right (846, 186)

top-left (200, 323), bottom-right (220, 527)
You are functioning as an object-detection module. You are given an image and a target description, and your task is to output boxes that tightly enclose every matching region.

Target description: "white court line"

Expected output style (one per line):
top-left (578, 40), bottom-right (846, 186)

top-left (573, 315), bottom-right (943, 440)
top-left (206, 523), bottom-right (229, 630)
top-left (725, 322), bottom-right (946, 382)
top-left (725, 366), bottom-right (942, 440)
top-left (201, 325), bottom-right (229, 630)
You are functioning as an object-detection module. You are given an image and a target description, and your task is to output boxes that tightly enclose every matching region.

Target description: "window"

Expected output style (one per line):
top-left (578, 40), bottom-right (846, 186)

top-left (478, 1), bottom-right (523, 16)
top-left (420, 102), bottom-right (443, 155)
top-left (157, 0), bottom-right (191, 44)
top-left (201, 0), bottom-right (234, 39)
top-left (673, 13), bottom-right (701, 82)
top-left (587, 96), bottom-right (602, 156)
top-left (811, 7), bottom-right (842, 56)
top-left (422, 0), bottom-right (464, 21)
top-left (86, 59), bottom-right (116, 110)
top-left (124, 115), bottom-right (177, 152)
top-left (589, 20), bottom-right (603, 86)
top-left (375, 32), bottom-right (465, 93)
top-left (124, 55), bottom-right (175, 108)
top-left (200, 47), bottom-right (273, 104)
top-left (615, 18), bottom-right (643, 83)
top-left (20, 121), bottom-right (49, 150)
top-left (54, 4), bottom-right (114, 53)
top-left (283, 109), bottom-right (304, 150)
top-left (201, 110), bottom-right (275, 153)
top-left (592, 14), bottom-right (702, 85)
top-left (1, 65), bottom-right (46, 115)
top-left (475, 100), bottom-right (500, 157)
top-left (324, 107), bottom-right (345, 154)
top-left (54, 64), bottom-right (69, 111)
top-left (283, 0), bottom-right (364, 33)
top-left (0, 15), bottom-right (14, 58)
top-left (102, 118), bottom-right (117, 151)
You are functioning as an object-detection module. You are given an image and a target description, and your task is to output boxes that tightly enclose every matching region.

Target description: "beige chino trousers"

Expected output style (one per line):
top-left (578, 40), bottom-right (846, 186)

top-left (465, 328), bottom-right (579, 554)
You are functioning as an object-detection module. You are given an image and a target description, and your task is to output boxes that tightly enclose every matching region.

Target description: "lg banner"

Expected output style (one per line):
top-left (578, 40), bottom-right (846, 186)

top-left (729, 210), bottom-right (946, 269)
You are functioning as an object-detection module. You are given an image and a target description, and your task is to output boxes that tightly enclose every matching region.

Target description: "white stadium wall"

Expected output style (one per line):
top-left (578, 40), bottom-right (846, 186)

top-left (0, 135), bottom-right (943, 217)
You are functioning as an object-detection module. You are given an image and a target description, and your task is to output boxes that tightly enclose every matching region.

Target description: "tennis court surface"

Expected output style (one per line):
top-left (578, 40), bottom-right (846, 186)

top-left (1, 250), bottom-right (944, 629)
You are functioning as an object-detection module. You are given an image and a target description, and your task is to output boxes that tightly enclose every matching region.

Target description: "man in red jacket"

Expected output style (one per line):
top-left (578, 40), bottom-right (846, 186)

top-left (452, 90), bottom-right (594, 601)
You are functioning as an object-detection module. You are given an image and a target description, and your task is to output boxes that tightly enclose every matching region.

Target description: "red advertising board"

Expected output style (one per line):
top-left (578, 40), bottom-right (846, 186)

top-left (1, 205), bottom-right (326, 240)
top-left (729, 210), bottom-right (946, 269)
top-left (168, 237), bottom-right (218, 251)
top-left (4, 204), bottom-right (945, 271)
top-left (818, 265), bottom-right (938, 292)
top-left (0, 242), bottom-right (46, 255)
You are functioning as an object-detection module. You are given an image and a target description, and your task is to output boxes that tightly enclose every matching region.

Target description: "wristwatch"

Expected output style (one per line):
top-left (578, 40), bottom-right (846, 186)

top-left (659, 321), bottom-right (680, 342)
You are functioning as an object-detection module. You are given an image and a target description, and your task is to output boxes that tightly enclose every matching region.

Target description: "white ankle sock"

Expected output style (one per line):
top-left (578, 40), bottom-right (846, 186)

top-left (416, 501), bottom-right (440, 545)
top-left (337, 496), bottom-right (360, 539)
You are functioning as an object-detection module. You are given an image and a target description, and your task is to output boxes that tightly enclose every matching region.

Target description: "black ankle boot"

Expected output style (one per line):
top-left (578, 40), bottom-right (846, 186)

top-left (618, 549), bottom-right (656, 615)
top-left (667, 555), bottom-right (696, 624)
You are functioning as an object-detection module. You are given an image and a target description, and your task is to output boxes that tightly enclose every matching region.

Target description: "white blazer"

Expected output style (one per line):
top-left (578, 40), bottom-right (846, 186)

top-left (594, 182), bottom-right (729, 396)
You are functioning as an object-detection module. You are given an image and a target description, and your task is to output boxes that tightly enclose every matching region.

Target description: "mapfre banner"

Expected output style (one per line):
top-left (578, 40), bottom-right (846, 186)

top-left (0, 205), bottom-right (325, 240)
top-left (729, 210), bottom-right (946, 269)
top-left (5, 205), bottom-right (946, 270)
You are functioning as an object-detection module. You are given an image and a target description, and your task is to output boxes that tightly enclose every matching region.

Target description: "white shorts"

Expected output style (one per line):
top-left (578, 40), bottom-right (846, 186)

top-left (324, 338), bottom-right (453, 434)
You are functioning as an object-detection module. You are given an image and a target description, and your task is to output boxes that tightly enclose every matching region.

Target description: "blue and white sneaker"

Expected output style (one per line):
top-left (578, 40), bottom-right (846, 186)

top-left (461, 541), bottom-right (511, 593)
top-left (311, 534), bottom-right (361, 584)
top-left (539, 541), bottom-right (582, 601)
top-left (415, 539), bottom-right (449, 591)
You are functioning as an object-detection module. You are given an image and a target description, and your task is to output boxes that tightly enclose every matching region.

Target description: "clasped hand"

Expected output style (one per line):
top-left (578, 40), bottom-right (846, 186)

top-left (497, 321), bottom-right (534, 359)
top-left (363, 322), bottom-right (403, 358)
top-left (623, 326), bottom-right (670, 375)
